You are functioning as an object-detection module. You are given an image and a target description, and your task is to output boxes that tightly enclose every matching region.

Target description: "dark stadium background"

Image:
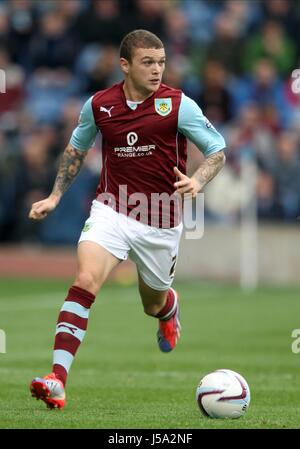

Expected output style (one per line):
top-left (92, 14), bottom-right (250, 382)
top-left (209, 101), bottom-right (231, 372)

top-left (1, 0), bottom-right (300, 244)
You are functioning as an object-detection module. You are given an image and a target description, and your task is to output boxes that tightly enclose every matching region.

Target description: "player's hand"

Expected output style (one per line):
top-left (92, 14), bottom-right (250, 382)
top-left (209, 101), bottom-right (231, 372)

top-left (29, 195), bottom-right (59, 220)
top-left (173, 167), bottom-right (201, 198)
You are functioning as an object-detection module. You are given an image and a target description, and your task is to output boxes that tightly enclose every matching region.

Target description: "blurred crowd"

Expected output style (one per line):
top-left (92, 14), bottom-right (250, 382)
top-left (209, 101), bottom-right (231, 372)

top-left (1, 0), bottom-right (300, 244)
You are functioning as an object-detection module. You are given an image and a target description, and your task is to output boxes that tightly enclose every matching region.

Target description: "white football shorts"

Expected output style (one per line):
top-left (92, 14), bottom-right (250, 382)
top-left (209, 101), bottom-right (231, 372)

top-left (78, 200), bottom-right (183, 291)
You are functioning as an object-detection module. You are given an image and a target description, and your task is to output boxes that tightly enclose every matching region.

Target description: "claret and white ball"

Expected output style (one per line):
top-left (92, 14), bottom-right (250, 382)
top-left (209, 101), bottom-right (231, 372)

top-left (196, 369), bottom-right (251, 419)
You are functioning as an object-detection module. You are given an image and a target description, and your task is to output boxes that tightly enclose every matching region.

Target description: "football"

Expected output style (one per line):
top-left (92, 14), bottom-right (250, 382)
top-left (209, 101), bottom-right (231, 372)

top-left (196, 369), bottom-right (250, 419)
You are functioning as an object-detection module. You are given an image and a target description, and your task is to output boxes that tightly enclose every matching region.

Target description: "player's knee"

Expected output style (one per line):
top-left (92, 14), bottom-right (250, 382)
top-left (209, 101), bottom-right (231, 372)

top-left (74, 271), bottom-right (102, 296)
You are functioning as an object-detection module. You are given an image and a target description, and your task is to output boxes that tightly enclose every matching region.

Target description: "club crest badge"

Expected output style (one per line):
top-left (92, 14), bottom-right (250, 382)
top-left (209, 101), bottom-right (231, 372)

top-left (154, 98), bottom-right (172, 116)
top-left (82, 223), bottom-right (91, 232)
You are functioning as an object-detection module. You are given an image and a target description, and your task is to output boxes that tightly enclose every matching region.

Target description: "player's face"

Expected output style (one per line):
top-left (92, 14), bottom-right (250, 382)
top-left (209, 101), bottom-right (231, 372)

top-left (122, 47), bottom-right (166, 96)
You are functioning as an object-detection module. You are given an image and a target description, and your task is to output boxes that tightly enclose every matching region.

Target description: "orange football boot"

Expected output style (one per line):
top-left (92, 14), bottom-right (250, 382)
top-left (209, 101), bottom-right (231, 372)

top-left (30, 373), bottom-right (66, 409)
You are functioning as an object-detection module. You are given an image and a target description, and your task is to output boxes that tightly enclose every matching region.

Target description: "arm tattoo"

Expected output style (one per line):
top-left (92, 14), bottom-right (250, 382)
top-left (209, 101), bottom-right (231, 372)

top-left (192, 150), bottom-right (226, 190)
top-left (51, 144), bottom-right (87, 198)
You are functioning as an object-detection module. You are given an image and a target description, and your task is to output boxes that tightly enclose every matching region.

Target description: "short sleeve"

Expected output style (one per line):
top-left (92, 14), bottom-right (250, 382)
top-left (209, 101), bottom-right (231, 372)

top-left (69, 97), bottom-right (98, 151)
top-left (178, 93), bottom-right (226, 157)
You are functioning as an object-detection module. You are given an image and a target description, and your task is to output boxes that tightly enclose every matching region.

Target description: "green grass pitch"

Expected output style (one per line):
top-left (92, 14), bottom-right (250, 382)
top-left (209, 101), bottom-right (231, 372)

top-left (0, 277), bottom-right (299, 429)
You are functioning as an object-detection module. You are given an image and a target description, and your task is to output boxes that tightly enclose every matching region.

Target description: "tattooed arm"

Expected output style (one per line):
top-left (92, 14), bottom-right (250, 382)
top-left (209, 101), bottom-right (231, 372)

top-left (174, 150), bottom-right (226, 198)
top-left (29, 144), bottom-right (87, 220)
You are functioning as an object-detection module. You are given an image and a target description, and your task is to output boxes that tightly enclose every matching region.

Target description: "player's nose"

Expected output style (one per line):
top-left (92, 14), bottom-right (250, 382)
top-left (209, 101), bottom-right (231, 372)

top-left (152, 63), bottom-right (161, 74)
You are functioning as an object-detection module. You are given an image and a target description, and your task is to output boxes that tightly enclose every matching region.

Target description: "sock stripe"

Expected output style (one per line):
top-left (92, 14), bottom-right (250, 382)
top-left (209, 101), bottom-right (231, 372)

top-left (161, 299), bottom-right (177, 320)
top-left (156, 288), bottom-right (178, 321)
top-left (58, 311), bottom-right (88, 330)
top-left (55, 322), bottom-right (86, 341)
top-left (69, 286), bottom-right (95, 304)
top-left (61, 301), bottom-right (90, 319)
top-left (65, 297), bottom-right (92, 309)
top-left (53, 349), bottom-right (74, 372)
top-left (54, 334), bottom-right (81, 356)
top-left (53, 364), bottom-right (67, 385)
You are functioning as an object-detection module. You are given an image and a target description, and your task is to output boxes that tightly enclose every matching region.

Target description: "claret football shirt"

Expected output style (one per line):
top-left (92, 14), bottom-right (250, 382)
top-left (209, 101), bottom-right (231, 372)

top-left (70, 81), bottom-right (225, 228)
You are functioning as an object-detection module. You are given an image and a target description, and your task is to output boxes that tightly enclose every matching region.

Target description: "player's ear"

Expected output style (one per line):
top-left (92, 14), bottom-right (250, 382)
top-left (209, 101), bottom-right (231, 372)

top-left (120, 58), bottom-right (130, 75)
